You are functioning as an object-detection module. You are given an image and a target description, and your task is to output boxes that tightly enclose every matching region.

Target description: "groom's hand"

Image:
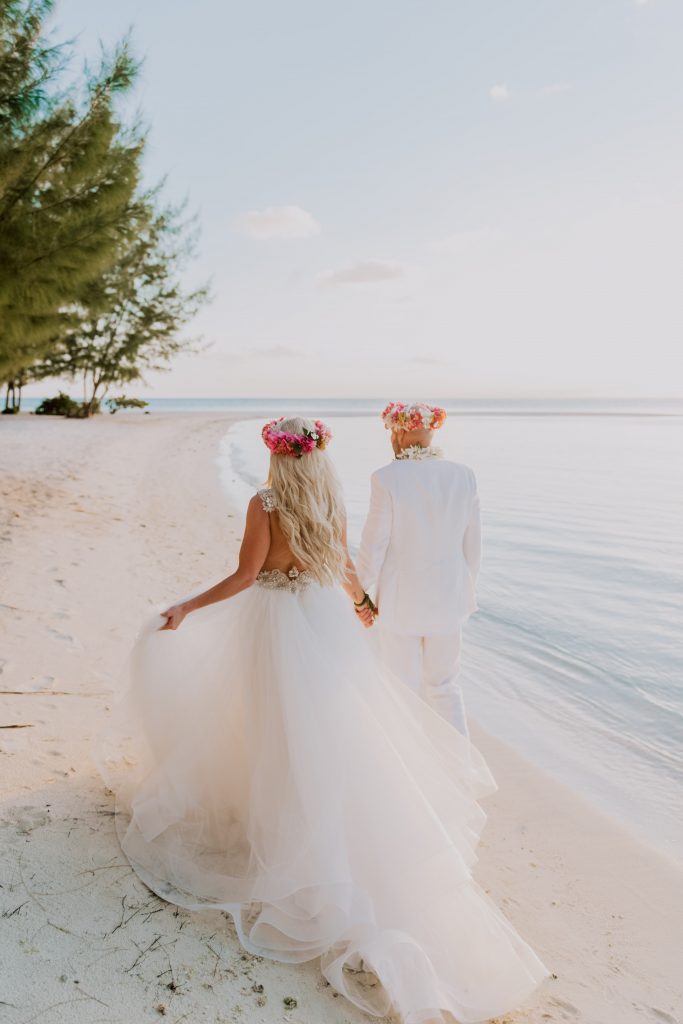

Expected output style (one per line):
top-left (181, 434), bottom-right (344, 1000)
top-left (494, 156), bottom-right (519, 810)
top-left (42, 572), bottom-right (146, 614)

top-left (355, 605), bottom-right (375, 628)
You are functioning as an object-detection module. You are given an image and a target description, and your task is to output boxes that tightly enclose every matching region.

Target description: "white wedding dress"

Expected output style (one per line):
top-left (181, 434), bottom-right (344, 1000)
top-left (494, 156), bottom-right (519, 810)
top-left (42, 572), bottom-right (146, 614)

top-left (94, 490), bottom-right (548, 1024)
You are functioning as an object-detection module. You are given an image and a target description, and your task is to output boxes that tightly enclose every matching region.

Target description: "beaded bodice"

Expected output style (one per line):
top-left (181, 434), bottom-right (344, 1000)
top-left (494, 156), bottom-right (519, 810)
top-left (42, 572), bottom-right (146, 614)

top-left (255, 566), bottom-right (315, 593)
top-left (255, 487), bottom-right (314, 593)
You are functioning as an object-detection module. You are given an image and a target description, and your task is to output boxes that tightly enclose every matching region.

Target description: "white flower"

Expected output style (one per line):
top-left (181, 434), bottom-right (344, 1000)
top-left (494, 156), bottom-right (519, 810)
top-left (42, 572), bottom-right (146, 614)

top-left (395, 445), bottom-right (444, 461)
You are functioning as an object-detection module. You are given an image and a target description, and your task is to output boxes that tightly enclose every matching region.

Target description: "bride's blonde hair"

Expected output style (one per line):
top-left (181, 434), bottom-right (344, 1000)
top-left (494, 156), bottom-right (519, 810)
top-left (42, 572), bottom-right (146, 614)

top-left (266, 416), bottom-right (347, 586)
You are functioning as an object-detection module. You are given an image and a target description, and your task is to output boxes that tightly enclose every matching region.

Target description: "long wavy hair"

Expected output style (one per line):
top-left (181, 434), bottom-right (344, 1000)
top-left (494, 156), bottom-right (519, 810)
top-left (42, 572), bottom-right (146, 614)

top-left (266, 416), bottom-right (348, 586)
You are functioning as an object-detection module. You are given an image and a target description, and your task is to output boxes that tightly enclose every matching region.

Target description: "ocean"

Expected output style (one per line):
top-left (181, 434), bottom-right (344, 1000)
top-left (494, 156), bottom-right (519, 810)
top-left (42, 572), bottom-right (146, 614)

top-left (216, 401), bottom-right (683, 862)
top-left (17, 395), bottom-right (683, 416)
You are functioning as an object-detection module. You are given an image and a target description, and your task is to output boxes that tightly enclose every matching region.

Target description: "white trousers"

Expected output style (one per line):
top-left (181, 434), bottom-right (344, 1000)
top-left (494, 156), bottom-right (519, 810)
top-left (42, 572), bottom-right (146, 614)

top-left (377, 627), bottom-right (469, 738)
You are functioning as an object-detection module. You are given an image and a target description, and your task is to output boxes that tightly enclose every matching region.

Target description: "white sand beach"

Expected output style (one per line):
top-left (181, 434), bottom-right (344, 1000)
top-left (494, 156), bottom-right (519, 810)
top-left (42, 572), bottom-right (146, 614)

top-left (1, 412), bottom-right (681, 1024)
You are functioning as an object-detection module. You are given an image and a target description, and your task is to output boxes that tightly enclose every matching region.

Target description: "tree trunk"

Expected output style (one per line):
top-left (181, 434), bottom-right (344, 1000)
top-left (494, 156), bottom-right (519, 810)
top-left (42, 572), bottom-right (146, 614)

top-left (4, 381), bottom-right (16, 413)
top-left (83, 372), bottom-right (101, 417)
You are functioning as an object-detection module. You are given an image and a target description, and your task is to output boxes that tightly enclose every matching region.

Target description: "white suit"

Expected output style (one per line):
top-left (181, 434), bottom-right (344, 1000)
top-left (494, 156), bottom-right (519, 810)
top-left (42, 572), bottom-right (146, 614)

top-left (357, 452), bottom-right (481, 735)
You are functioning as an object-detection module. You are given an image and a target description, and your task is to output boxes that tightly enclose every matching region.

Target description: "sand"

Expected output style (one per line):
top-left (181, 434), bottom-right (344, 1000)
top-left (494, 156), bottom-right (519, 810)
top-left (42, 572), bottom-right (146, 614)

top-left (0, 412), bottom-right (681, 1024)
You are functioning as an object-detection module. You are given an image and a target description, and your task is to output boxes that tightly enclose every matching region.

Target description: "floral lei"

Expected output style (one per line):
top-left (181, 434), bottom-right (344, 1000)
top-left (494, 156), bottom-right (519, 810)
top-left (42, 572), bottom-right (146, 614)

top-left (261, 418), bottom-right (332, 458)
top-left (395, 444), bottom-right (444, 461)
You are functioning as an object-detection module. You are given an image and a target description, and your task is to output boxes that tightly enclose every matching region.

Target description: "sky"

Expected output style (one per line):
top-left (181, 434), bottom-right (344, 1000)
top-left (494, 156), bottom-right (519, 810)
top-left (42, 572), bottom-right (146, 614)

top-left (29, 0), bottom-right (683, 398)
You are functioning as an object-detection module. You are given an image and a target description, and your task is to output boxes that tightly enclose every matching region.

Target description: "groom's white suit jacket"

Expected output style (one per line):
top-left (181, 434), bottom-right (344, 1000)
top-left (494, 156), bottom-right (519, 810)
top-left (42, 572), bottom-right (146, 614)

top-left (357, 456), bottom-right (481, 636)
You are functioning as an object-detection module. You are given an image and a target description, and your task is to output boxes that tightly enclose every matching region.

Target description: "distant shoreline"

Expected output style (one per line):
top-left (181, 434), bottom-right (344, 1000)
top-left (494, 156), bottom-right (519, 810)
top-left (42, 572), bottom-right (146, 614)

top-left (9, 398), bottom-right (683, 419)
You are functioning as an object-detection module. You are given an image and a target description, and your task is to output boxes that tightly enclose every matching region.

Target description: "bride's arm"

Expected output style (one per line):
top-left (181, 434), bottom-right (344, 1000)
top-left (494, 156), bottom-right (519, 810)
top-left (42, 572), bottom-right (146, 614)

top-left (340, 520), bottom-right (376, 628)
top-left (159, 495), bottom-right (270, 630)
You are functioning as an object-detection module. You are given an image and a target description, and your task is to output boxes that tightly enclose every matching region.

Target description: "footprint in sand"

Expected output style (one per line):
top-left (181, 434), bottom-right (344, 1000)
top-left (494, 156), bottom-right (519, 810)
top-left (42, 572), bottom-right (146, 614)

top-left (46, 627), bottom-right (82, 651)
top-left (33, 675), bottom-right (57, 691)
top-left (550, 998), bottom-right (580, 1017)
top-left (7, 805), bottom-right (50, 833)
top-left (648, 1010), bottom-right (679, 1024)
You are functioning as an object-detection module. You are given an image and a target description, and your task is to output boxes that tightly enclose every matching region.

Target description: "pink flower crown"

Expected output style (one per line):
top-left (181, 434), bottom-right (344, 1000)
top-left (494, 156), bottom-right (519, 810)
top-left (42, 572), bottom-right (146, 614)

top-left (381, 401), bottom-right (447, 432)
top-left (261, 418), bottom-right (332, 458)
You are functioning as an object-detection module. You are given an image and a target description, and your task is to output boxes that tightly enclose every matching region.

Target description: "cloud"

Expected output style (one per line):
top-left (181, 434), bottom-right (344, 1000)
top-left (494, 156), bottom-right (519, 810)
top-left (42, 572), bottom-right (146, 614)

top-left (633, 0), bottom-right (652, 6)
top-left (539, 82), bottom-right (574, 95)
top-left (489, 84), bottom-right (511, 102)
top-left (317, 260), bottom-right (404, 287)
top-left (238, 205), bottom-right (321, 239)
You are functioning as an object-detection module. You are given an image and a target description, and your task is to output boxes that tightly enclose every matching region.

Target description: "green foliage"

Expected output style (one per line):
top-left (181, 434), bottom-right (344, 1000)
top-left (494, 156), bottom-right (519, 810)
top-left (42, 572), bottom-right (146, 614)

top-left (0, 3), bottom-right (208, 409)
top-left (0, 1), bottom-right (143, 379)
top-left (0, 1), bottom-right (61, 131)
top-left (105, 395), bottom-right (149, 414)
top-left (33, 193), bottom-right (209, 414)
top-left (34, 390), bottom-right (83, 416)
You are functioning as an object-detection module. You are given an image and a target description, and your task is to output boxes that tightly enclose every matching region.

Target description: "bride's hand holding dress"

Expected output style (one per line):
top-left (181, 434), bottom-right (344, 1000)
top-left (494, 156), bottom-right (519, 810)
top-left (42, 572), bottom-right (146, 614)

top-left (159, 492), bottom-right (271, 630)
top-left (160, 491), bottom-right (376, 632)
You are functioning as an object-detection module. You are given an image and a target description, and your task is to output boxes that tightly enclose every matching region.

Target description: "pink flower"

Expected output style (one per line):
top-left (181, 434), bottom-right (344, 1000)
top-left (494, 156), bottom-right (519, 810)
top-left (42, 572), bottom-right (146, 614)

top-left (261, 418), bottom-right (333, 458)
top-left (313, 420), bottom-right (333, 449)
top-left (381, 401), bottom-right (447, 431)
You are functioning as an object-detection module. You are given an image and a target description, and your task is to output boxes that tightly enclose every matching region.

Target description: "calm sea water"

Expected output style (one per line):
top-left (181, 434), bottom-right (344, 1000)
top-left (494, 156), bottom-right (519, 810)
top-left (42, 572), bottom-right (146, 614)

top-left (18, 394), bottom-right (683, 416)
top-left (218, 405), bottom-right (683, 861)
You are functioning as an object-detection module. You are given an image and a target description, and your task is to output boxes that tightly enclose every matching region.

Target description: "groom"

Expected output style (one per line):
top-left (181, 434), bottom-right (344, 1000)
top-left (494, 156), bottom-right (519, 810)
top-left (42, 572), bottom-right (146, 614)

top-left (357, 401), bottom-right (481, 737)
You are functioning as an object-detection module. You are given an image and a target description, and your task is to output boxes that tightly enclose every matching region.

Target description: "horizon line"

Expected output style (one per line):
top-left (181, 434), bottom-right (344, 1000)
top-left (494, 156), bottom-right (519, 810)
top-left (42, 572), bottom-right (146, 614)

top-left (17, 393), bottom-right (683, 402)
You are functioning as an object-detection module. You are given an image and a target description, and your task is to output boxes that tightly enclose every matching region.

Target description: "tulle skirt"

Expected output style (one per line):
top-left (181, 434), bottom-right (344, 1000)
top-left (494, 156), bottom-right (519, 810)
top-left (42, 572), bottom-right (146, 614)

top-left (93, 578), bottom-right (548, 1024)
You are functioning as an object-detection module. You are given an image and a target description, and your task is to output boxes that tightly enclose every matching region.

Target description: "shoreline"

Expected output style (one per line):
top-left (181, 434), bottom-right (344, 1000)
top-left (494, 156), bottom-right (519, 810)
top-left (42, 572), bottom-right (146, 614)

top-left (10, 400), bottom-right (683, 421)
top-left (1, 412), bottom-right (682, 1023)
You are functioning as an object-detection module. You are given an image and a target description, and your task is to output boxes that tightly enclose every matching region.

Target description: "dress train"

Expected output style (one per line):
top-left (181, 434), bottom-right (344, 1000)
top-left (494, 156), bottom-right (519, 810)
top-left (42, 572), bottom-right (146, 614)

top-left (94, 574), bottom-right (548, 1023)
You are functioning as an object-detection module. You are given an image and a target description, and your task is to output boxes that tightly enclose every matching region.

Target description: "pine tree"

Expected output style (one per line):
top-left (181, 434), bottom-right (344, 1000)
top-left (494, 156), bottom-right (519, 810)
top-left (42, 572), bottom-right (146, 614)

top-left (32, 193), bottom-right (209, 414)
top-left (0, 0), bottom-right (143, 383)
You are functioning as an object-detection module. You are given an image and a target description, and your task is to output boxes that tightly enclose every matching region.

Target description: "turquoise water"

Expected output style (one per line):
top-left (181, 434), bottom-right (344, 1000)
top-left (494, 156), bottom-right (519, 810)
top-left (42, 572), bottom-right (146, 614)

top-left (18, 395), bottom-right (683, 416)
top-left (220, 409), bottom-right (683, 861)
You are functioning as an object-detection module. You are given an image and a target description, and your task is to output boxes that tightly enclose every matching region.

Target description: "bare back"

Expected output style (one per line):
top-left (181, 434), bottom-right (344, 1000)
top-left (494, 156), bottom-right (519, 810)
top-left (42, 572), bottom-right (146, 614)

top-left (257, 487), bottom-right (309, 575)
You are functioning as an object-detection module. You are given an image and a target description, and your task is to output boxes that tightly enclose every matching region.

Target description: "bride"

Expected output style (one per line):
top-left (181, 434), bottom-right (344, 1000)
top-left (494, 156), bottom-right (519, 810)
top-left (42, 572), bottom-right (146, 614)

top-left (95, 415), bottom-right (548, 1024)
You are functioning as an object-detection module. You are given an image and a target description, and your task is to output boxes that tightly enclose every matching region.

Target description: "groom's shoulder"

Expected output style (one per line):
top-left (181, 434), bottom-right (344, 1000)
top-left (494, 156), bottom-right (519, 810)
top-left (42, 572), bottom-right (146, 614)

top-left (443, 458), bottom-right (477, 486)
top-left (430, 458), bottom-right (478, 493)
top-left (371, 461), bottom-right (399, 487)
top-left (371, 458), bottom-right (475, 486)
top-left (444, 456), bottom-right (475, 474)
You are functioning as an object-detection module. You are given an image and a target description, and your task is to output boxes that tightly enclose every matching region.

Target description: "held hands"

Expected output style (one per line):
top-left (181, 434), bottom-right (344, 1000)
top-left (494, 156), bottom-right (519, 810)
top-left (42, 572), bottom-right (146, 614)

top-left (356, 606), bottom-right (375, 628)
top-left (354, 592), bottom-right (378, 629)
top-left (159, 603), bottom-right (187, 630)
